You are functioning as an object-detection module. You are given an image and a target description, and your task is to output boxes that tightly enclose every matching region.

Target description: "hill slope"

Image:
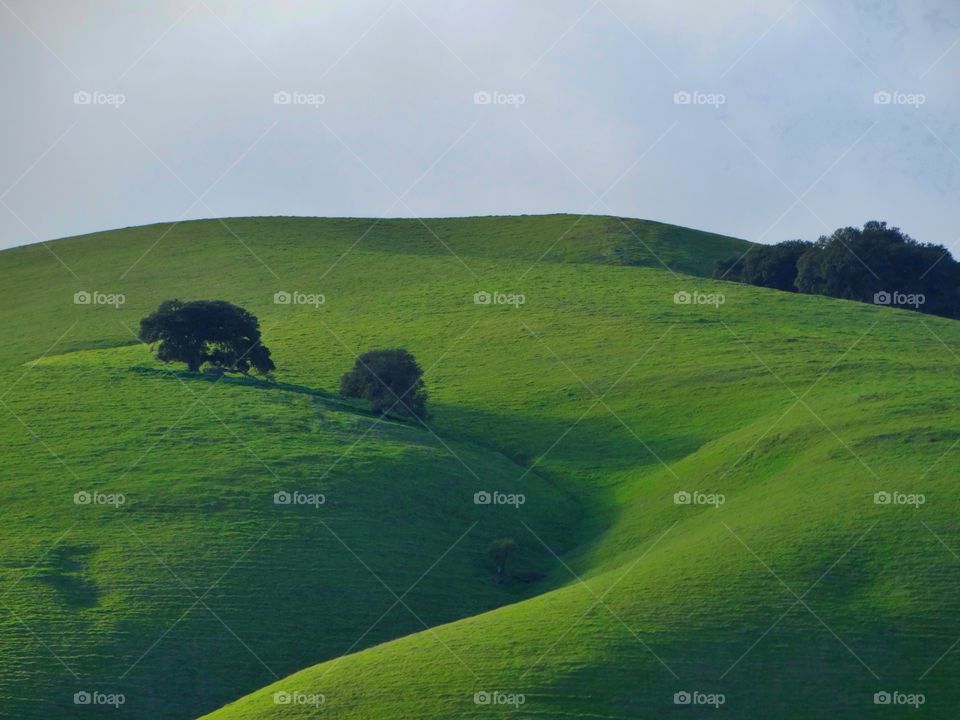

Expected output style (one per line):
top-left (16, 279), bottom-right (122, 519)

top-left (1, 215), bottom-right (957, 718)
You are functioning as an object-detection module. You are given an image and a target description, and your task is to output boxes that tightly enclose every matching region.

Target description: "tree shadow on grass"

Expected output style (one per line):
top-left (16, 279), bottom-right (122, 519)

top-left (128, 365), bottom-right (383, 418)
top-left (33, 544), bottom-right (101, 608)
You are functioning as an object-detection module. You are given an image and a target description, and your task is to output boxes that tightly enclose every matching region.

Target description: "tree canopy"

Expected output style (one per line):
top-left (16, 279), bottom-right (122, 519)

top-left (139, 299), bottom-right (275, 375)
top-left (714, 222), bottom-right (960, 318)
top-left (340, 348), bottom-right (427, 419)
top-left (715, 239), bottom-right (811, 292)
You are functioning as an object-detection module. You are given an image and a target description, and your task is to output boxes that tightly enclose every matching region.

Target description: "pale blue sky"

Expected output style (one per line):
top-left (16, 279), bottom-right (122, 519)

top-left (1, 0), bottom-right (958, 251)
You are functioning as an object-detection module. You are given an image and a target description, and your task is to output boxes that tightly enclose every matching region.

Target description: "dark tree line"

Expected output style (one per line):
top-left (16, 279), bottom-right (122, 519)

top-left (714, 222), bottom-right (960, 318)
top-left (715, 239), bottom-right (811, 293)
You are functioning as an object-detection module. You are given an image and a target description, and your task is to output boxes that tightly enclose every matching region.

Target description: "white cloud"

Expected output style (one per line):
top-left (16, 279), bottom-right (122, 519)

top-left (0, 0), bottom-right (957, 251)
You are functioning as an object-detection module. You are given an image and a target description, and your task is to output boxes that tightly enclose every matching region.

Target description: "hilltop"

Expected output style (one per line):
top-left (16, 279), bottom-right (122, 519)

top-left (0, 215), bottom-right (957, 718)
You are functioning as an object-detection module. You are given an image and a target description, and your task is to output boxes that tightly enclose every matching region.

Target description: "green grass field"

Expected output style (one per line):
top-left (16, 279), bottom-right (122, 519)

top-left (1, 215), bottom-right (958, 718)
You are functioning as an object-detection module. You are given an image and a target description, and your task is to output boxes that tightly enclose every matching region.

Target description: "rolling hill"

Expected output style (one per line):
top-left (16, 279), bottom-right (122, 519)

top-left (1, 215), bottom-right (957, 718)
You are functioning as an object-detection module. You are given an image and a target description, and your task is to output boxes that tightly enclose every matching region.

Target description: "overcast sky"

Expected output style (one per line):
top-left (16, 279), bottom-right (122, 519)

top-left (1, 0), bottom-right (958, 252)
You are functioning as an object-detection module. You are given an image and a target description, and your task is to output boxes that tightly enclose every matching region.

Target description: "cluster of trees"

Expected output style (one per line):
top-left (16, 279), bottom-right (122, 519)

top-left (714, 239), bottom-right (811, 293)
top-left (714, 222), bottom-right (960, 318)
top-left (139, 300), bottom-right (428, 419)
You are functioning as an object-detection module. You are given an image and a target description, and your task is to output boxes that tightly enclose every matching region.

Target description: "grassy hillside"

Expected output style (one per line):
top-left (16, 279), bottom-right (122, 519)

top-left (1, 214), bottom-right (957, 718)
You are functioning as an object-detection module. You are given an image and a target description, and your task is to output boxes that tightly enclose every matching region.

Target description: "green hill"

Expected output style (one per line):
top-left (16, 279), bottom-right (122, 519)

top-left (1, 215), bottom-right (957, 718)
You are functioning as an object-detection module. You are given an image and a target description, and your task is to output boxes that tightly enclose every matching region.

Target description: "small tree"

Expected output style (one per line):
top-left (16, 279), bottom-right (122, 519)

top-left (340, 348), bottom-right (427, 419)
top-left (487, 538), bottom-right (517, 581)
top-left (139, 299), bottom-right (275, 375)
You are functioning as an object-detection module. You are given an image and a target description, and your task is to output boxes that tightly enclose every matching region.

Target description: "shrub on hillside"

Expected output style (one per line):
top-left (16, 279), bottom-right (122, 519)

top-left (139, 299), bottom-right (275, 375)
top-left (487, 537), bottom-right (517, 581)
top-left (340, 348), bottom-right (427, 419)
